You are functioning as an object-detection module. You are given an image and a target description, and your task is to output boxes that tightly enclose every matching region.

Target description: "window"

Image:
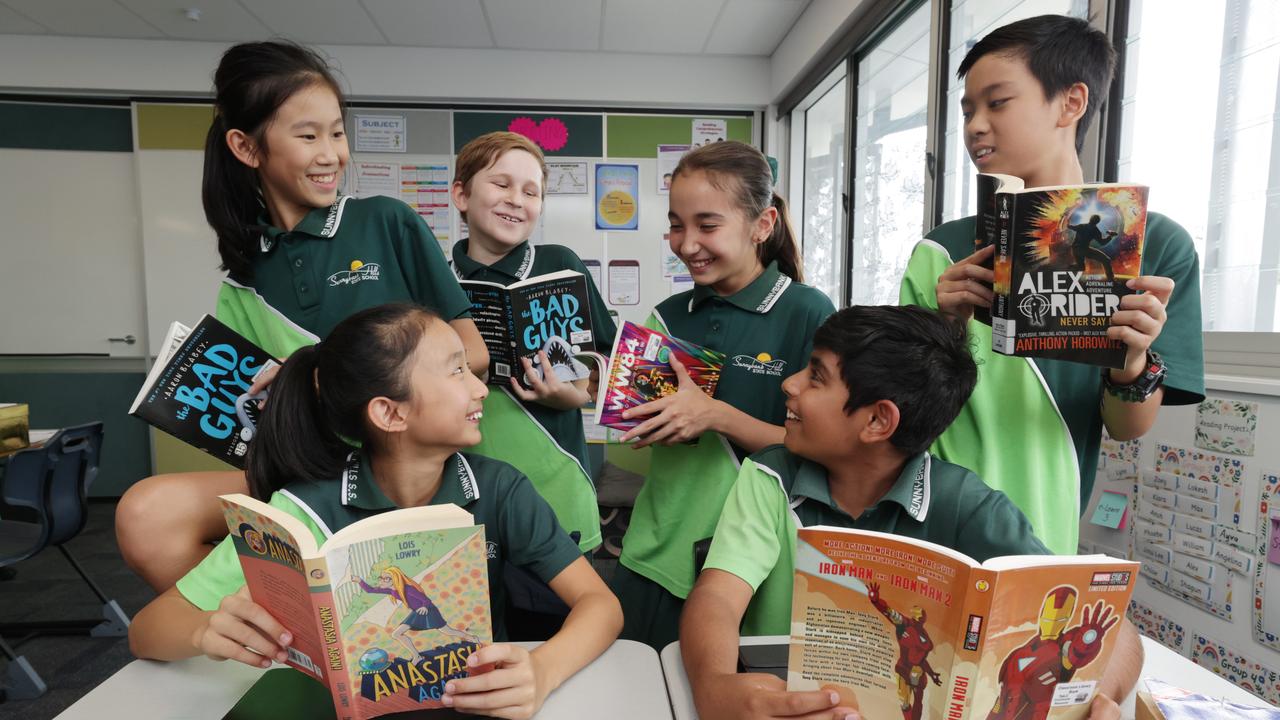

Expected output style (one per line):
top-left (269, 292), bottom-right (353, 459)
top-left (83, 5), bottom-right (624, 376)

top-left (939, 0), bottom-right (1087, 223)
top-left (1119, 0), bottom-right (1280, 332)
top-left (849, 2), bottom-right (932, 306)
top-left (792, 66), bottom-right (847, 307)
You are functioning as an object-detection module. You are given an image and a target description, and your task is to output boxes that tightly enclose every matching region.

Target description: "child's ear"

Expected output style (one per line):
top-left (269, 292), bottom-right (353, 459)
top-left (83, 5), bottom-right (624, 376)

top-left (450, 180), bottom-right (470, 215)
top-left (366, 396), bottom-right (409, 434)
top-left (859, 399), bottom-right (901, 444)
top-left (754, 205), bottom-right (779, 245)
top-left (225, 129), bottom-right (260, 169)
top-left (1057, 81), bottom-right (1089, 130)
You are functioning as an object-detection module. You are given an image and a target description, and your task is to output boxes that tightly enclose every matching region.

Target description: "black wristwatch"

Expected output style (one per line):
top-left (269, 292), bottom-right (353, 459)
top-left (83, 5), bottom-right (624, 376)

top-left (1102, 350), bottom-right (1167, 403)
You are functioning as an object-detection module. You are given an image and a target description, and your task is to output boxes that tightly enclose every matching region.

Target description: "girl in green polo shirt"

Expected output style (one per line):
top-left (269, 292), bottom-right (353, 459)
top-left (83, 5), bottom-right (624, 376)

top-left (129, 303), bottom-right (623, 718)
top-left (610, 141), bottom-right (836, 648)
top-left (116, 41), bottom-right (488, 593)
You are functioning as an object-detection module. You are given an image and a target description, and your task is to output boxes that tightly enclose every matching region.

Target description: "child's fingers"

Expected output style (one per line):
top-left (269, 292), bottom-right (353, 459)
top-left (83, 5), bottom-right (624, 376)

top-left (621, 396), bottom-right (671, 421)
top-left (507, 376), bottom-right (538, 401)
top-left (206, 614), bottom-right (287, 663)
top-left (1126, 275), bottom-right (1174, 305)
top-left (219, 594), bottom-right (291, 648)
top-left (962, 244), bottom-right (996, 265)
top-left (622, 415), bottom-right (669, 446)
top-left (444, 684), bottom-right (530, 712)
top-left (467, 642), bottom-right (525, 667)
top-left (201, 634), bottom-right (275, 669)
top-left (1107, 309), bottom-right (1161, 338)
top-left (447, 665), bottom-right (527, 695)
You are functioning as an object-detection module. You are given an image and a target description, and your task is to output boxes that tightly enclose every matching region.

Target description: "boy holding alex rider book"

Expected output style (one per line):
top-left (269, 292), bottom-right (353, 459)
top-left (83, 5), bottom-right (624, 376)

top-left (679, 306), bottom-right (1142, 720)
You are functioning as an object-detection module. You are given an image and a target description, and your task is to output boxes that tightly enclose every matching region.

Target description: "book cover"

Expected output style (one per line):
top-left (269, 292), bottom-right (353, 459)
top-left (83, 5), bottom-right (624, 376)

top-left (460, 269), bottom-right (596, 385)
top-left (789, 526), bottom-right (1137, 720)
top-left (129, 316), bottom-right (275, 469)
top-left (220, 494), bottom-right (492, 720)
top-left (983, 176), bottom-right (1149, 368)
top-left (593, 321), bottom-right (725, 431)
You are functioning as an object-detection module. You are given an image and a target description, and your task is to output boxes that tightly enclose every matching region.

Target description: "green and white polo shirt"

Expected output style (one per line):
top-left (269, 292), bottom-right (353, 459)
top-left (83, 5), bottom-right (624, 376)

top-left (450, 240), bottom-right (617, 552)
top-left (216, 195), bottom-right (472, 359)
top-left (619, 263), bottom-right (835, 599)
top-left (175, 450), bottom-right (583, 641)
top-left (898, 212), bottom-right (1205, 555)
top-left (705, 445), bottom-right (1049, 637)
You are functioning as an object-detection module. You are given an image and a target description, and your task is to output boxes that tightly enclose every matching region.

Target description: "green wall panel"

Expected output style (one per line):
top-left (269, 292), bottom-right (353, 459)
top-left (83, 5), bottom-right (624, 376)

top-left (136, 104), bottom-right (215, 150)
top-left (0, 102), bottom-right (131, 152)
top-left (605, 116), bottom-right (753, 158)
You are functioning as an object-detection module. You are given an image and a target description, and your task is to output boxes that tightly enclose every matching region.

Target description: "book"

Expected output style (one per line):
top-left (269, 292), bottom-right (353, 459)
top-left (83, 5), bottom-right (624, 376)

top-left (128, 316), bottom-right (276, 469)
top-left (593, 321), bottom-right (725, 432)
top-left (979, 173), bottom-right (1149, 368)
top-left (788, 526), bottom-right (1138, 720)
top-left (459, 269), bottom-right (601, 386)
top-left (218, 492), bottom-right (492, 720)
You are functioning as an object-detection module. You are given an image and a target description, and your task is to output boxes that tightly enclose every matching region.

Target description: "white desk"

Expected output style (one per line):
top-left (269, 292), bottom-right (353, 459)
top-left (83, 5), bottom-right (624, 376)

top-left (55, 640), bottom-right (672, 719)
top-left (661, 636), bottom-right (1274, 720)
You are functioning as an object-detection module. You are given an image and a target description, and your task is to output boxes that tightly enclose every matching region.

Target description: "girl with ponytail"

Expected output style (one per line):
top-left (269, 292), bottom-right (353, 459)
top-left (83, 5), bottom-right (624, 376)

top-left (130, 304), bottom-right (622, 719)
top-left (117, 40), bottom-right (488, 593)
top-left (608, 141), bottom-right (836, 648)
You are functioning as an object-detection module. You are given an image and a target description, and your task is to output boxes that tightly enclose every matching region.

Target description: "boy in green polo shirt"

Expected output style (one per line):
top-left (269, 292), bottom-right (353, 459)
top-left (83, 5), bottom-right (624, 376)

top-left (899, 14), bottom-right (1205, 556)
top-left (679, 306), bottom-right (1142, 720)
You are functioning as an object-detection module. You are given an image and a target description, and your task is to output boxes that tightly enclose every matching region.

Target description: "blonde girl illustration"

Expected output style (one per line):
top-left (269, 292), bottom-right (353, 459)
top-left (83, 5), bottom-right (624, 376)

top-left (353, 565), bottom-right (480, 658)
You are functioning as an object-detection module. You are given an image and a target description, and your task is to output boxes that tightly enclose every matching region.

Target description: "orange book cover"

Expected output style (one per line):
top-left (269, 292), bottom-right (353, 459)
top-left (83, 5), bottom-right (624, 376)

top-left (220, 494), bottom-right (492, 720)
top-left (789, 527), bottom-right (1137, 720)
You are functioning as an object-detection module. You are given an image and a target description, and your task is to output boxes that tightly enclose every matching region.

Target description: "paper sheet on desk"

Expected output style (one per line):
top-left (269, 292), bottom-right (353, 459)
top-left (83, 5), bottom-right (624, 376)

top-left (1145, 678), bottom-right (1280, 719)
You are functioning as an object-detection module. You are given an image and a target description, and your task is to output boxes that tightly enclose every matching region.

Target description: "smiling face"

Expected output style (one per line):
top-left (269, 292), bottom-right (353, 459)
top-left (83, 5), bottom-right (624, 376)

top-left (247, 82), bottom-right (348, 231)
top-left (960, 52), bottom-right (1080, 188)
top-left (452, 148), bottom-right (544, 257)
top-left (667, 169), bottom-right (773, 296)
top-left (392, 319), bottom-right (489, 451)
top-left (779, 348), bottom-right (864, 464)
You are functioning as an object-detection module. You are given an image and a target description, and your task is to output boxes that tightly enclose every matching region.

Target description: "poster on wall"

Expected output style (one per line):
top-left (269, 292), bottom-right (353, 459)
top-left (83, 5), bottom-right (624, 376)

top-left (1254, 471), bottom-right (1280, 650)
top-left (1190, 633), bottom-right (1280, 705)
top-left (354, 114), bottom-right (407, 153)
top-left (353, 161), bottom-right (400, 199)
top-left (547, 161), bottom-right (589, 195)
top-left (608, 259), bottom-right (640, 305)
top-left (691, 118), bottom-right (727, 148)
top-left (595, 164), bottom-right (639, 231)
top-left (661, 233), bottom-right (687, 278)
top-left (657, 145), bottom-right (688, 194)
top-left (1196, 397), bottom-right (1258, 456)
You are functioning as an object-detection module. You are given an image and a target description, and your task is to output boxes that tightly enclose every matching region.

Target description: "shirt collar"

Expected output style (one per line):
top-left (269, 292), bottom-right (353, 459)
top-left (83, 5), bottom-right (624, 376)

top-left (257, 196), bottom-right (350, 253)
top-left (338, 450), bottom-right (482, 510)
top-left (688, 261), bottom-right (791, 313)
top-left (790, 452), bottom-right (932, 523)
top-left (450, 239), bottom-right (535, 282)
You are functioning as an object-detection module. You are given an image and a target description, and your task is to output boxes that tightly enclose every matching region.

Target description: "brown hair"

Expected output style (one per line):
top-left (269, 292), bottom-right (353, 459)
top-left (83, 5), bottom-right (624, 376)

top-left (452, 131), bottom-right (547, 222)
top-left (671, 141), bottom-right (803, 282)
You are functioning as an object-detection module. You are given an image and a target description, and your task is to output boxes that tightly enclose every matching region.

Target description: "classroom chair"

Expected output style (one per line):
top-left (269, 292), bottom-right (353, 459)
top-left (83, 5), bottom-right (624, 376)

top-left (0, 422), bottom-right (129, 701)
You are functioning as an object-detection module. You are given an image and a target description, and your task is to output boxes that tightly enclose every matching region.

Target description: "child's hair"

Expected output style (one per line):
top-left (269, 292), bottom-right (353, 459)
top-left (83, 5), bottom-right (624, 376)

top-left (812, 306), bottom-right (977, 455)
top-left (957, 15), bottom-right (1116, 153)
top-left (671, 141), bottom-right (803, 282)
top-left (203, 40), bottom-right (347, 279)
top-left (453, 131), bottom-right (547, 222)
top-left (245, 303), bottom-right (439, 499)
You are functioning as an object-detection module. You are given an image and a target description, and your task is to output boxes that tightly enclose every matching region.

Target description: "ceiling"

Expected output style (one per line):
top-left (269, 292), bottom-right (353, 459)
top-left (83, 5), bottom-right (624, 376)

top-left (0, 0), bottom-right (812, 56)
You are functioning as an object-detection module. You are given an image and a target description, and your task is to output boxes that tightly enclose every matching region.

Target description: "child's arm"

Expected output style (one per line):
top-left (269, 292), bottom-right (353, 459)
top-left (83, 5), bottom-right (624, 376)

top-left (682, 569), bottom-right (851, 720)
top-left (1090, 620), bottom-right (1143, 719)
top-left (1101, 275), bottom-right (1173, 440)
top-left (129, 586), bottom-right (291, 669)
top-left (934, 244), bottom-right (996, 323)
top-left (619, 356), bottom-right (784, 452)
top-left (440, 556), bottom-right (621, 719)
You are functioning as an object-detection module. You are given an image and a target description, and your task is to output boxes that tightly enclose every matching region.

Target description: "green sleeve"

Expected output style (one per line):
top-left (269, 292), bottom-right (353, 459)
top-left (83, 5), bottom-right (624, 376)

top-left (497, 471), bottom-right (583, 584)
top-left (955, 484), bottom-right (1052, 561)
top-left (898, 241), bottom-right (950, 310)
top-left (396, 204), bottom-right (473, 321)
top-left (174, 492), bottom-right (331, 611)
top-left (703, 459), bottom-right (786, 591)
top-left (1143, 215), bottom-right (1205, 405)
top-left (215, 282), bottom-right (316, 360)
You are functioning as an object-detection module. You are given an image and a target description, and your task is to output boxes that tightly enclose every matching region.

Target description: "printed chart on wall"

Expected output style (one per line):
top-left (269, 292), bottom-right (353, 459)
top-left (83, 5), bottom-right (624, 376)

top-left (608, 260), bottom-right (640, 306)
top-left (1252, 469), bottom-right (1280, 652)
top-left (1132, 443), bottom-right (1249, 621)
top-left (351, 159), bottom-right (452, 248)
top-left (595, 164), bottom-right (639, 231)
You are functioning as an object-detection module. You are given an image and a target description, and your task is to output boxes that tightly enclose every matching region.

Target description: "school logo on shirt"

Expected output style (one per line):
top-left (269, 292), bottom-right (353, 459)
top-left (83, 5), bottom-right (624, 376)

top-left (731, 352), bottom-right (787, 376)
top-left (328, 259), bottom-right (382, 287)
top-left (486, 541), bottom-right (499, 560)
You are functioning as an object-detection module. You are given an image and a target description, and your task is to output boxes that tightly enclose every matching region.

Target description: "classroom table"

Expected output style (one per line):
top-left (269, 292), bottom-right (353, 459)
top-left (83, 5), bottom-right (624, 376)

top-left (660, 636), bottom-right (1275, 720)
top-left (54, 639), bottom-right (673, 719)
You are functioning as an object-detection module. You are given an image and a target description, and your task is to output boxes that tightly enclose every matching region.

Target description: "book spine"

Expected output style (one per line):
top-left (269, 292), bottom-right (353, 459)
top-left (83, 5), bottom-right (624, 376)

top-left (944, 566), bottom-right (997, 720)
top-left (990, 193), bottom-right (1016, 356)
top-left (306, 557), bottom-right (356, 720)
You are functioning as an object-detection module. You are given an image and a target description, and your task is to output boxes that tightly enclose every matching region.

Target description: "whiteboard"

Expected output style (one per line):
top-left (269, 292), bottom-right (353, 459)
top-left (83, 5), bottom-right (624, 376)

top-left (0, 148), bottom-right (147, 357)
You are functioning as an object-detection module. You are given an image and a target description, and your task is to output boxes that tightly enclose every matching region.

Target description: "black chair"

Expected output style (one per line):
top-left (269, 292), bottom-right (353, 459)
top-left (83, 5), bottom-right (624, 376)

top-left (0, 422), bottom-right (129, 701)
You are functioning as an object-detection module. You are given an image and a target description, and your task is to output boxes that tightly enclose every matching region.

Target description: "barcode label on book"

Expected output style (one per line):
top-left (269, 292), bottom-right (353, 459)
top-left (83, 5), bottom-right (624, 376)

top-left (992, 318), bottom-right (1015, 353)
top-left (287, 647), bottom-right (320, 676)
top-left (642, 333), bottom-right (664, 361)
top-left (1050, 680), bottom-right (1095, 707)
top-left (570, 330), bottom-right (592, 345)
top-left (495, 362), bottom-right (511, 378)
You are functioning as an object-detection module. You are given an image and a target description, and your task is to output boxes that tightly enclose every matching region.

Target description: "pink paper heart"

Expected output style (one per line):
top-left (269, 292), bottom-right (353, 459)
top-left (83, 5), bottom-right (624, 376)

top-left (508, 117), bottom-right (569, 152)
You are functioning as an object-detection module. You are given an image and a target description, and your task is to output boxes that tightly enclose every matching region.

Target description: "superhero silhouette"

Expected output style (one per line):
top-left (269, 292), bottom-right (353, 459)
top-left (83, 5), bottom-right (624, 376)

top-left (987, 586), bottom-right (1119, 720)
top-left (869, 582), bottom-right (942, 720)
top-left (1066, 214), bottom-right (1117, 280)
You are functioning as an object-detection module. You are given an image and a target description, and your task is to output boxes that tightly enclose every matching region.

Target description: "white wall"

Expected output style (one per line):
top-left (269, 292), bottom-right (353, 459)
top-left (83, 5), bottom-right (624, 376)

top-left (769, 0), bottom-right (870, 103)
top-left (0, 34), bottom-right (770, 109)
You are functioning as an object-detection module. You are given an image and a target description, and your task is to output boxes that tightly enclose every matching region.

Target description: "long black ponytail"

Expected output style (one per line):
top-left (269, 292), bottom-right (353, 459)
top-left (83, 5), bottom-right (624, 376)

top-left (671, 141), bottom-right (804, 283)
top-left (245, 303), bottom-right (439, 500)
top-left (203, 40), bottom-right (346, 280)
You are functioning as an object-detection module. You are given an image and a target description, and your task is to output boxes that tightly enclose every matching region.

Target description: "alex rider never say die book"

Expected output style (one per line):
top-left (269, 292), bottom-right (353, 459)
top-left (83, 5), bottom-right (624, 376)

top-left (978, 173), bottom-right (1149, 368)
top-left (219, 493), bottom-right (492, 720)
top-left (788, 527), bottom-right (1137, 720)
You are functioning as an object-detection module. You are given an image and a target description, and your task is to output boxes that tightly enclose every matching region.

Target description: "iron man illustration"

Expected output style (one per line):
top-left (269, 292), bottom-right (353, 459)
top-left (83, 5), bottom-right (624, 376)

top-left (868, 582), bottom-right (942, 720)
top-left (987, 586), bottom-right (1119, 720)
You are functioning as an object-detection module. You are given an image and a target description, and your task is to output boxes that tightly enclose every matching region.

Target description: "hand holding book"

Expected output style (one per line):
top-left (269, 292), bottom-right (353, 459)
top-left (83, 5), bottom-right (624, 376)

top-left (508, 349), bottom-right (592, 411)
top-left (618, 355), bottom-right (721, 447)
top-left (936, 244), bottom-right (996, 324)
